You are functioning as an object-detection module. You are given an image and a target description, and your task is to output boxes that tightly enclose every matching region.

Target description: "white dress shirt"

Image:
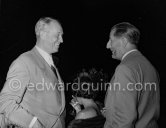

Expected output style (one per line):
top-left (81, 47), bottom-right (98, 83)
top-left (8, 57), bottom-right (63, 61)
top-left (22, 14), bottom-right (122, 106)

top-left (35, 46), bottom-right (55, 67)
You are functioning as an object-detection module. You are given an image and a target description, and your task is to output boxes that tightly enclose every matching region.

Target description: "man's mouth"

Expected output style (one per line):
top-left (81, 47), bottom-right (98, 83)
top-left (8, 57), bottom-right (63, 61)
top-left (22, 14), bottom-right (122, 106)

top-left (55, 43), bottom-right (60, 47)
top-left (111, 49), bottom-right (115, 55)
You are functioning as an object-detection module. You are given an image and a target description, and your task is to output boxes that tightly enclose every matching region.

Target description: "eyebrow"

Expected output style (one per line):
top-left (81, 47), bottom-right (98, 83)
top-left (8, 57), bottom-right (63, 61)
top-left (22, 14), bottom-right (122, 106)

top-left (59, 31), bottom-right (63, 35)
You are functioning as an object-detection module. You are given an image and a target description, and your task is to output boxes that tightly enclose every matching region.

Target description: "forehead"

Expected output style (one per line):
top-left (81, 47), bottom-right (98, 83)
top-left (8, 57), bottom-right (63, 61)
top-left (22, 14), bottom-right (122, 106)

top-left (47, 22), bottom-right (63, 34)
top-left (109, 30), bottom-right (116, 40)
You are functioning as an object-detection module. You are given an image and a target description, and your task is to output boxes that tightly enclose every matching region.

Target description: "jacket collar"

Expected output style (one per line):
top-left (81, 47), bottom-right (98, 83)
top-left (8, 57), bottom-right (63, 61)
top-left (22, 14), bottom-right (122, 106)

top-left (122, 50), bottom-right (142, 62)
top-left (122, 49), bottom-right (138, 60)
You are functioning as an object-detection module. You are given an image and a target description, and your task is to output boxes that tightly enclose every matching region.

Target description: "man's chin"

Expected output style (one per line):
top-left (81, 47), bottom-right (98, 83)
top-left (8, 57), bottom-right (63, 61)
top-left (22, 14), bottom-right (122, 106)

top-left (53, 48), bottom-right (59, 53)
top-left (112, 55), bottom-right (116, 59)
top-left (112, 55), bottom-right (119, 60)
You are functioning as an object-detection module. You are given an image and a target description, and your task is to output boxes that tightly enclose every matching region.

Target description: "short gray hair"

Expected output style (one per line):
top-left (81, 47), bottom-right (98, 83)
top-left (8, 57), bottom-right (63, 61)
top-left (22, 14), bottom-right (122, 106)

top-left (111, 22), bottom-right (140, 45)
top-left (35, 17), bottom-right (61, 37)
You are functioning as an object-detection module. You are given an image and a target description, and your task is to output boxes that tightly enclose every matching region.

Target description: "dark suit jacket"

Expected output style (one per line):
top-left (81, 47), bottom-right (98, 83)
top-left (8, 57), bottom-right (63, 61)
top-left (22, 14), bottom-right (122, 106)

top-left (104, 50), bottom-right (160, 128)
top-left (0, 47), bottom-right (65, 128)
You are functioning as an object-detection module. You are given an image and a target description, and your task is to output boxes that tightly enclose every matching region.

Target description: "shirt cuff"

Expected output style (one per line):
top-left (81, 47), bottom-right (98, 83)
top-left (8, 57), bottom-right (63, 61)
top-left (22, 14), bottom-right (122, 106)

top-left (29, 116), bottom-right (37, 128)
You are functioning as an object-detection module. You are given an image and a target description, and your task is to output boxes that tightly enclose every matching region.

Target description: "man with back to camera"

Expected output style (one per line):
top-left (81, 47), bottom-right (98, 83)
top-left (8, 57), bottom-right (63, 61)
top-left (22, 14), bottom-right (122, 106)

top-left (104, 22), bottom-right (160, 128)
top-left (0, 17), bottom-right (65, 128)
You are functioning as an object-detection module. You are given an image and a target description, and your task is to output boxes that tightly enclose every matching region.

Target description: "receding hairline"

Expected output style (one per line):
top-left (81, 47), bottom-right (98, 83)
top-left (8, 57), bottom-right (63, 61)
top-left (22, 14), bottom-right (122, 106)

top-left (110, 22), bottom-right (140, 45)
top-left (111, 22), bottom-right (139, 35)
top-left (36, 17), bottom-right (61, 26)
top-left (35, 17), bottom-right (63, 36)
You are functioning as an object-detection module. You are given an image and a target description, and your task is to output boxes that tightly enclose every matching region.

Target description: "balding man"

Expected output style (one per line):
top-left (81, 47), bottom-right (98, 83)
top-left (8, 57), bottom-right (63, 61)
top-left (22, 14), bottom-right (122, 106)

top-left (104, 22), bottom-right (160, 128)
top-left (0, 17), bottom-right (65, 128)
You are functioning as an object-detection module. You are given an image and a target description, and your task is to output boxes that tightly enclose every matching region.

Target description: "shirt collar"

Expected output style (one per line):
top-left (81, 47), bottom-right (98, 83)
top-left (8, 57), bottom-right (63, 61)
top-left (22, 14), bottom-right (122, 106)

top-left (35, 46), bottom-right (54, 67)
top-left (122, 49), bottom-right (138, 60)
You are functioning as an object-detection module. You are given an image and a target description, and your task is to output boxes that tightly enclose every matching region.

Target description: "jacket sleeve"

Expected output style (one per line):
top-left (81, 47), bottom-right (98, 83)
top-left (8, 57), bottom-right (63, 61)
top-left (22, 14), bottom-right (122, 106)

top-left (104, 65), bottom-right (138, 128)
top-left (0, 57), bottom-right (33, 127)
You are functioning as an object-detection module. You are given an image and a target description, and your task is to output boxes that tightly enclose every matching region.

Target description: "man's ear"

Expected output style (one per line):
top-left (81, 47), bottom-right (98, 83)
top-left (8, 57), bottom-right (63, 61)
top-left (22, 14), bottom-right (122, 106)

top-left (39, 24), bottom-right (49, 40)
top-left (121, 37), bottom-right (128, 48)
top-left (40, 30), bottom-right (47, 39)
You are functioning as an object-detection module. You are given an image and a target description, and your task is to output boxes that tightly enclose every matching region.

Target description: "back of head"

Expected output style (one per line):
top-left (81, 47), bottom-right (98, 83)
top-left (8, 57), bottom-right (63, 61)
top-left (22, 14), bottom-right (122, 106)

top-left (111, 22), bottom-right (140, 46)
top-left (72, 70), bottom-right (98, 100)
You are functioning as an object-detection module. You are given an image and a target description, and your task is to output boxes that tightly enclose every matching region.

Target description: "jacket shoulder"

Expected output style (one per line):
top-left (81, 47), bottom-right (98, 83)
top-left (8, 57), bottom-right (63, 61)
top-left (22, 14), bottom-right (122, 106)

top-left (8, 50), bottom-right (37, 72)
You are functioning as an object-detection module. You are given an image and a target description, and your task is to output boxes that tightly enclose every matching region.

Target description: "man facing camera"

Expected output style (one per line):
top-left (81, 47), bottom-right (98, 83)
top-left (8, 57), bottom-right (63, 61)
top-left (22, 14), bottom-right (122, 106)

top-left (0, 17), bottom-right (65, 128)
top-left (104, 22), bottom-right (160, 128)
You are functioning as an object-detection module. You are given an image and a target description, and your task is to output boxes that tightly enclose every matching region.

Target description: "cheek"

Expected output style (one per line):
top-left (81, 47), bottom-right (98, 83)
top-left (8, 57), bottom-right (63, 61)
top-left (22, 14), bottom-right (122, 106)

top-left (53, 37), bottom-right (58, 42)
top-left (113, 42), bottom-right (121, 50)
top-left (115, 41), bottom-right (121, 47)
top-left (48, 34), bottom-right (57, 42)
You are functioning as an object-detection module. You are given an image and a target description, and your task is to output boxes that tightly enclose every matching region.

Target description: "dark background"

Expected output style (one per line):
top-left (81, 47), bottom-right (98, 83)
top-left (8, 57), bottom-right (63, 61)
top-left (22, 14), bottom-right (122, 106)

top-left (0, 0), bottom-right (165, 127)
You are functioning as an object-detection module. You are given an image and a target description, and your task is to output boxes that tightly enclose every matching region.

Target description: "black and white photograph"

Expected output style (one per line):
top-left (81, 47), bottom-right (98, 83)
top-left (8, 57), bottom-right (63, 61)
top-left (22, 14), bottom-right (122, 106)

top-left (0, 0), bottom-right (165, 127)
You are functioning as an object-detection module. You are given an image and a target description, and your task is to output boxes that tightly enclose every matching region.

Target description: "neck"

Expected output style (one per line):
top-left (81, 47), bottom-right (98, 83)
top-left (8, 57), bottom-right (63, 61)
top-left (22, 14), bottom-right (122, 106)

top-left (36, 40), bottom-right (51, 55)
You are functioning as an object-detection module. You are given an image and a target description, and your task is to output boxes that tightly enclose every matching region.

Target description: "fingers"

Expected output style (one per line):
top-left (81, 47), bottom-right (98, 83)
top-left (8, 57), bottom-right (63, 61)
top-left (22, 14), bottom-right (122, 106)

top-left (71, 95), bottom-right (78, 104)
top-left (72, 95), bottom-right (77, 101)
top-left (70, 100), bottom-right (79, 107)
top-left (70, 96), bottom-right (80, 109)
top-left (100, 107), bottom-right (107, 117)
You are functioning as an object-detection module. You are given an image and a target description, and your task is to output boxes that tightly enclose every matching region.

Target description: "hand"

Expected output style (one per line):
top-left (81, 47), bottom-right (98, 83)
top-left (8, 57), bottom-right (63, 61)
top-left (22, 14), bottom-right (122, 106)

top-left (70, 96), bottom-right (81, 113)
top-left (70, 95), bottom-right (78, 107)
top-left (100, 107), bottom-right (106, 117)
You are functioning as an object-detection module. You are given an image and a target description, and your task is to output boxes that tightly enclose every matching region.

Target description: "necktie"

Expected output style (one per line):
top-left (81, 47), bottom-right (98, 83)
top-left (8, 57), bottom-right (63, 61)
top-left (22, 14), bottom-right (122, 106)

top-left (51, 65), bottom-right (62, 104)
top-left (51, 65), bottom-right (58, 78)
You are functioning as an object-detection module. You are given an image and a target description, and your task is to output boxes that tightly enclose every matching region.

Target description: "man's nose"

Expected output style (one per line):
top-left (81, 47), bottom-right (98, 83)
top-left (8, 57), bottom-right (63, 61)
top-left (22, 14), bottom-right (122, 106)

top-left (106, 41), bottom-right (111, 49)
top-left (59, 35), bottom-right (63, 43)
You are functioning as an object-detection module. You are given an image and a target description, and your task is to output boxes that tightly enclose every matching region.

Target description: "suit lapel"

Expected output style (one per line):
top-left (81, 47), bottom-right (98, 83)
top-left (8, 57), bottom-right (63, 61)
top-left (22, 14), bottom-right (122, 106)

top-left (31, 47), bottom-right (62, 103)
top-left (32, 47), bottom-right (58, 80)
top-left (53, 65), bottom-right (66, 112)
